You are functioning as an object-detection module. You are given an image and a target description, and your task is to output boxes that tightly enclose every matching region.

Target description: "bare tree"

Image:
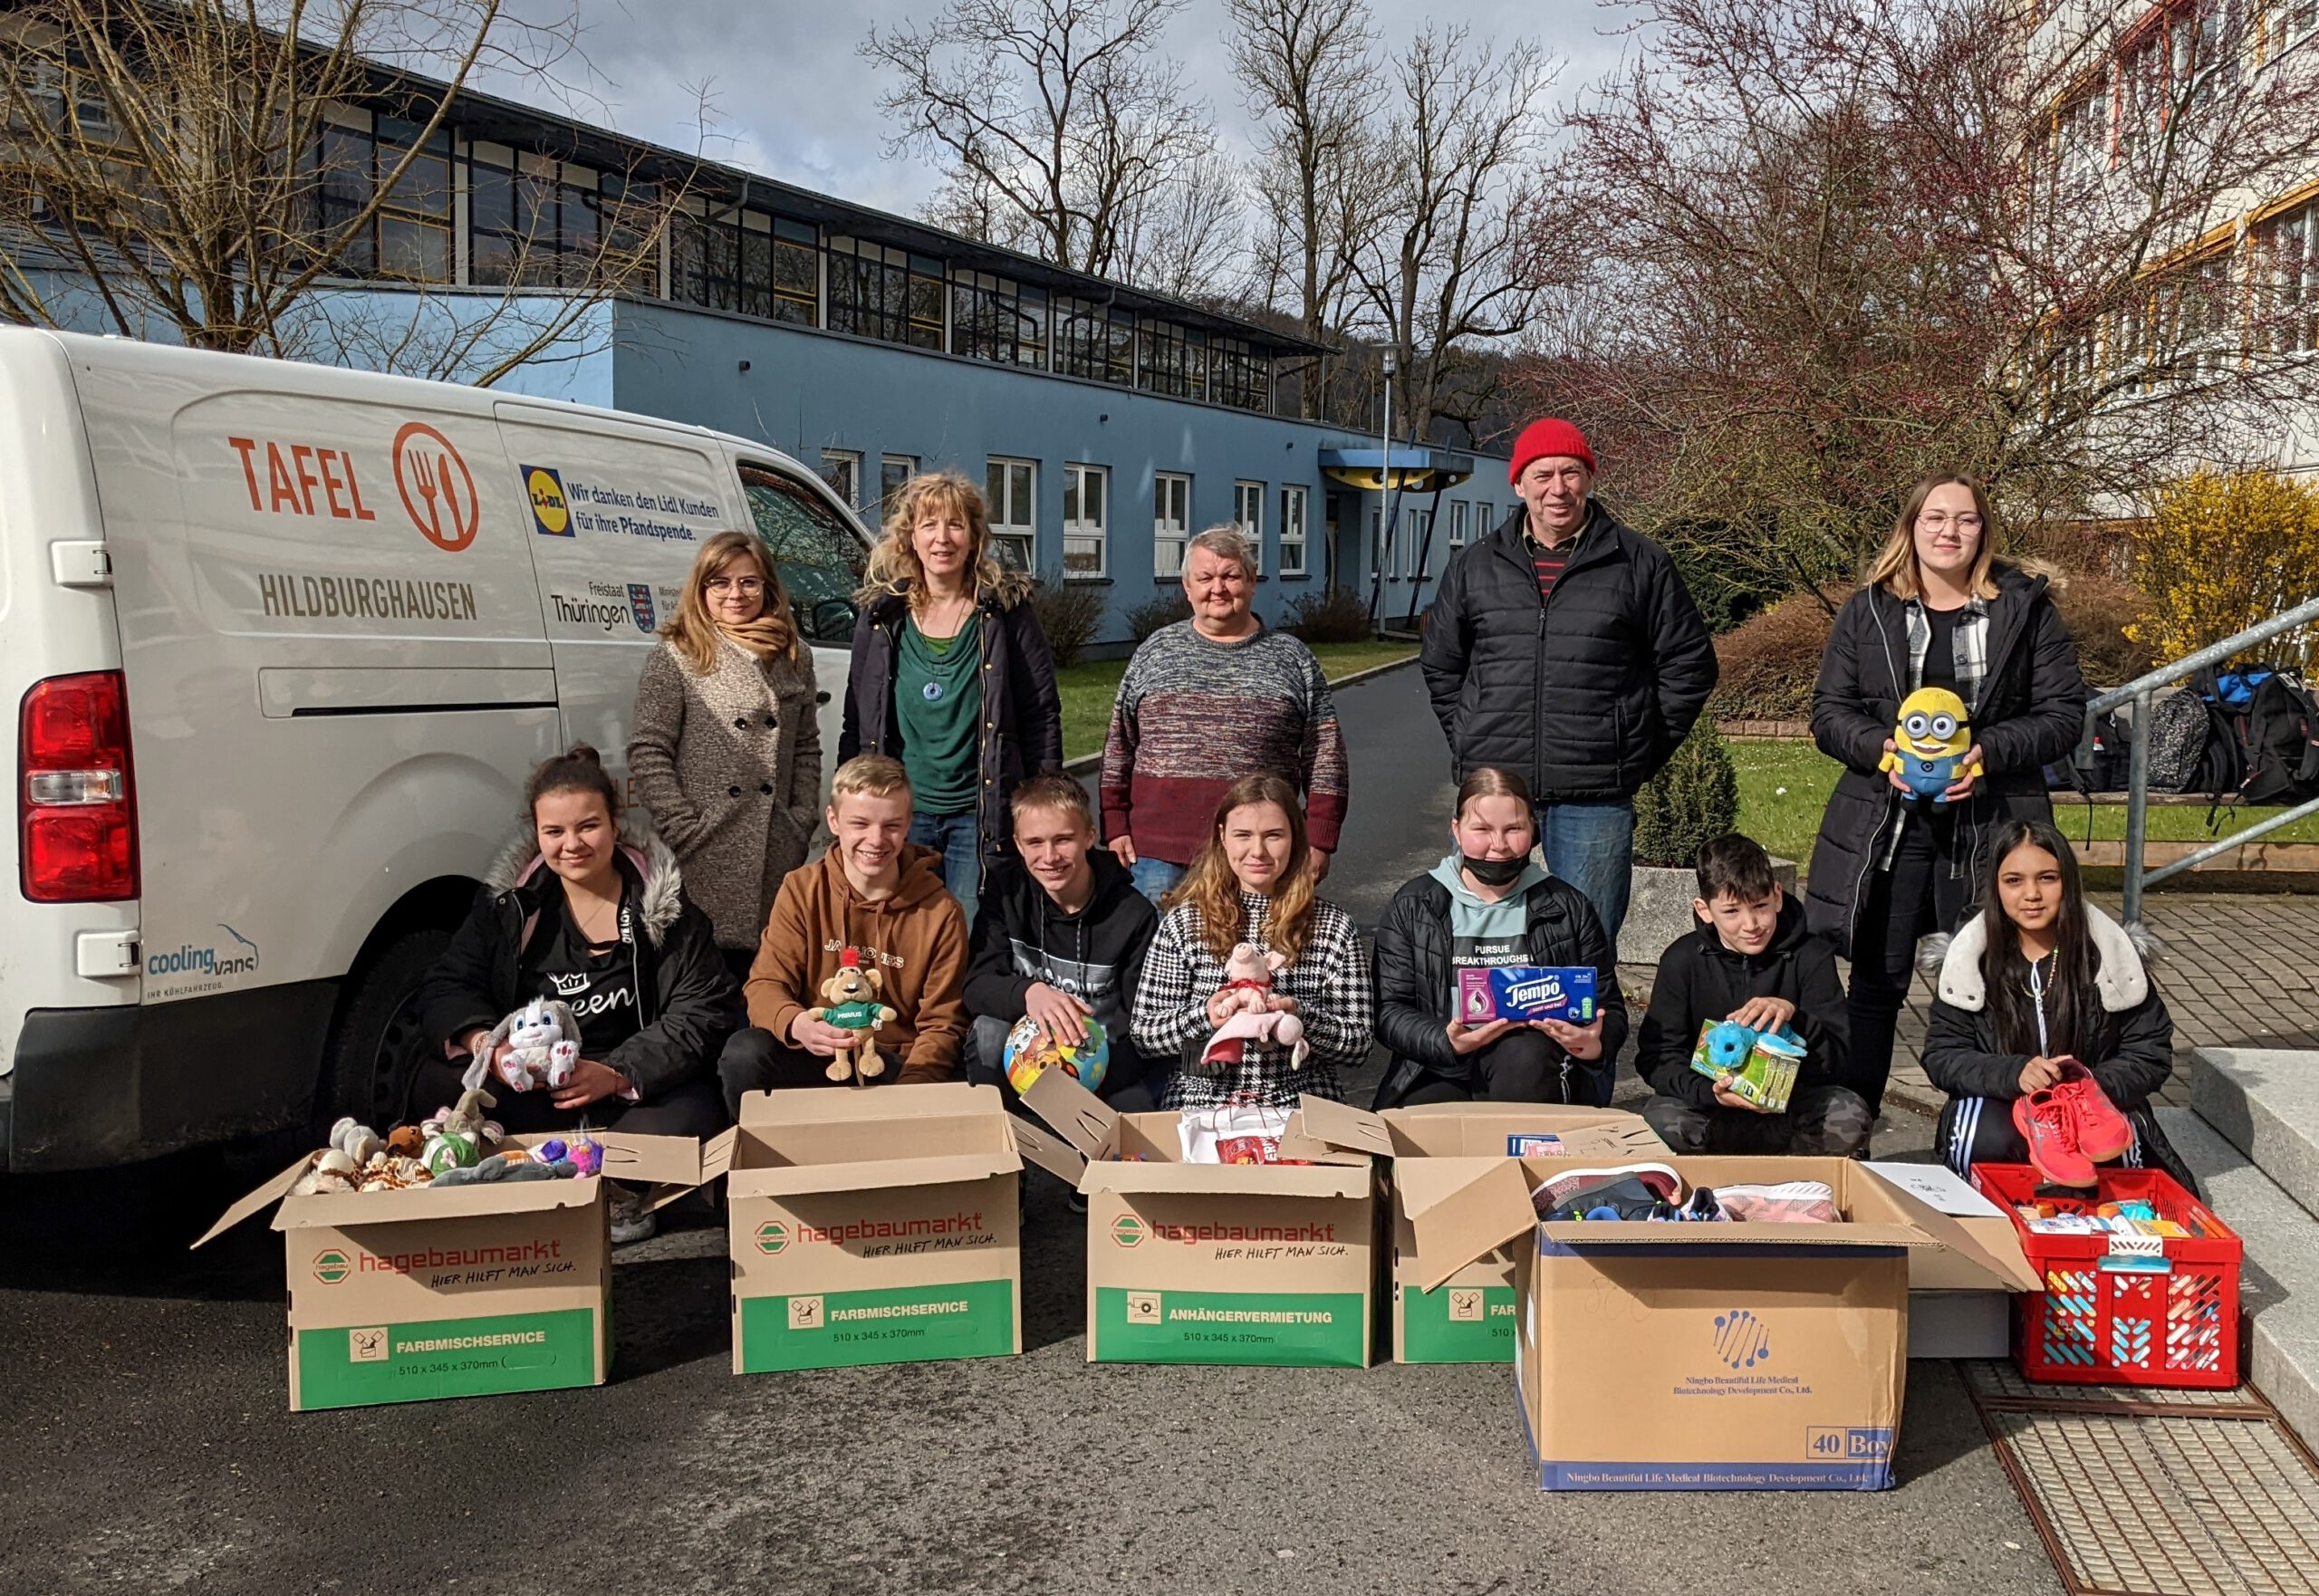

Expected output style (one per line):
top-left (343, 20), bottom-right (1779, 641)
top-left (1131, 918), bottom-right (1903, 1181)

top-left (1227, 0), bottom-right (1378, 414)
top-left (0, 2), bottom-right (681, 385)
top-left (1521, 0), bottom-right (2319, 601)
top-left (1352, 24), bottom-right (1553, 447)
top-left (1112, 148), bottom-right (1250, 303)
top-left (864, 0), bottom-right (1217, 281)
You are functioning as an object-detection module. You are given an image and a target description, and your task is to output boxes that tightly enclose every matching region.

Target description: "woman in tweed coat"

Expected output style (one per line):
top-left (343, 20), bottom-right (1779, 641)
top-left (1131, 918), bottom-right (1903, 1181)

top-left (629, 530), bottom-right (823, 984)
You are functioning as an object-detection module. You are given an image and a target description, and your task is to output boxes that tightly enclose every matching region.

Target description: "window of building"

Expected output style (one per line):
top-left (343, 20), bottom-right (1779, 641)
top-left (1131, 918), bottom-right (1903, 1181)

top-left (952, 270), bottom-right (1049, 368)
top-left (1054, 295), bottom-right (1136, 385)
top-left (1233, 480), bottom-right (1265, 576)
top-left (1369, 505), bottom-right (1382, 581)
top-left (1063, 463), bottom-right (1108, 580)
top-left (879, 455), bottom-right (918, 522)
top-left (467, 144), bottom-right (620, 289)
top-left (671, 205), bottom-right (816, 324)
top-left (1210, 337), bottom-right (1269, 412)
top-left (1448, 499), bottom-right (1469, 553)
top-left (986, 457), bottom-right (1036, 571)
top-left (1155, 472), bottom-right (1191, 577)
top-left (2256, 197), bottom-right (2318, 355)
top-left (1279, 485), bottom-right (1308, 576)
top-left (1407, 508), bottom-right (1433, 581)
top-left (311, 111), bottom-right (452, 283)
top-left (740, 465), bottom-right (865, 644)
top-left (826, 236), bottom-right (944, 350)
top-left (820, 449), bottom-right (861, 512)
top-left (1138, 320), bottom-right (1207, 401)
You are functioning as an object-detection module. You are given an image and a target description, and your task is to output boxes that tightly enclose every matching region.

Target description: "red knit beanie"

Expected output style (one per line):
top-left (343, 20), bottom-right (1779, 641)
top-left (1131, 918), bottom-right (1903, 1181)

top-left (1508, 418), bottom-right (1596, 484)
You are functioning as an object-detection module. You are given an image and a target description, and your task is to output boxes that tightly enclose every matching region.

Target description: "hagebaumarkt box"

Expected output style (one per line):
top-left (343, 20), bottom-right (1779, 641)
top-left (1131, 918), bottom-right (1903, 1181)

top-left (196, 1131), bottom-right (702, 1412)
top-left (711, 1082), bottom-right (1079, 1374)
top-left (1025, 1072), bottom-right (1384, 1368)
top-left (1408, 1154), bottom-right (2039, 1491)
top-left (1379, 1104), bottom-right (1667, 1364)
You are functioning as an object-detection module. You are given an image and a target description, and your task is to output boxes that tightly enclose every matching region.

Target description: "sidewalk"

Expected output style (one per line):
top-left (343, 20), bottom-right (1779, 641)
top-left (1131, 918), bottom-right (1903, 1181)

top-left (1621, 891), bottom-right (2319, 1119)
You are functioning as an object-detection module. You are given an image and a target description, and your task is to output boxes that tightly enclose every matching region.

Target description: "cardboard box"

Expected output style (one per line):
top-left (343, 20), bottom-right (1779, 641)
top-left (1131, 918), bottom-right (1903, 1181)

top-left (1025, 1072), bottom-right (1384, 1367)
top-left (197, 1131), bottom-right (702, 1411)
top-left (1408, 1154), bottom-right (2039, 1491)
top-left (709, 1082), bottom-right (1080, 1373)
top-left (1862, 1161), bottom-right (2033, 1360)
top-left (1380, 1103), bottom-right (1669, 1364)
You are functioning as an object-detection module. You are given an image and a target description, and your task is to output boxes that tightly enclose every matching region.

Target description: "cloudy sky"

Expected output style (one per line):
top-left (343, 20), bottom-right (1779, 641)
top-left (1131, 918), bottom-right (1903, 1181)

top-left (489, 0), bottom-right (1628, 217)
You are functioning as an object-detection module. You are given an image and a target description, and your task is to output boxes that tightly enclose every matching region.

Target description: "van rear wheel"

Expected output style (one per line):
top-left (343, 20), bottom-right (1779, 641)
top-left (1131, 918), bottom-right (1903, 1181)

top-left (320, 926), bottom-right (451, 1133)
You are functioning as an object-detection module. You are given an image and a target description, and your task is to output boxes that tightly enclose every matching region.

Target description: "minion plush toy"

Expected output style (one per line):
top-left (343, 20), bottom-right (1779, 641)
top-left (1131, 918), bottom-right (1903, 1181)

top-left (1881, 687), bottom-right (1982, 805)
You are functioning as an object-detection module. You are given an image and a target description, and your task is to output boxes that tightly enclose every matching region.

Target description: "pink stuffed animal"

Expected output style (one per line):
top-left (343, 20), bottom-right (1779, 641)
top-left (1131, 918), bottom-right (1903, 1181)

top-left (1198, 942), bottom-right (1308, 1072)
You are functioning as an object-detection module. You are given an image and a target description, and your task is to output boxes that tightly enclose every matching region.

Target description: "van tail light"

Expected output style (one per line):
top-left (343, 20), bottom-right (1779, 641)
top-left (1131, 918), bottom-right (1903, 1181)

top-left (20, 670), bottom-right (139, 902)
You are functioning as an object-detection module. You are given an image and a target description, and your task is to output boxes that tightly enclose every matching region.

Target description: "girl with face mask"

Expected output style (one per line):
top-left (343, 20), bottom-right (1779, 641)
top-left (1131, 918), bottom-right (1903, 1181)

top-left (1370, 768), bottom-right (1629, 1109)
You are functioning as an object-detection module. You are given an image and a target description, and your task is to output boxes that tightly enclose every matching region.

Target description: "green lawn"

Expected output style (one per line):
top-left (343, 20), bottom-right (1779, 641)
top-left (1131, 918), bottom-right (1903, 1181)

top-left (1732, 740), bottom-right (2319, 870)
top-left (1057, 639), bottom-right (1419, 762)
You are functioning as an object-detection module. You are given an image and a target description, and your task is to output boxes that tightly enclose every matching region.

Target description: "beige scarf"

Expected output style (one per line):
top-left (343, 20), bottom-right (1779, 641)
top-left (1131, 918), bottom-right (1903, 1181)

top-left (717, 616), bottom-right (795, 662)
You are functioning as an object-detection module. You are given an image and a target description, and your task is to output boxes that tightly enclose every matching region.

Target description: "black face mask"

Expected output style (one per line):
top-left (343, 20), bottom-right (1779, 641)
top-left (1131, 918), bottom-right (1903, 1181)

top-left (1460, 852), bottom-right (1529, 887)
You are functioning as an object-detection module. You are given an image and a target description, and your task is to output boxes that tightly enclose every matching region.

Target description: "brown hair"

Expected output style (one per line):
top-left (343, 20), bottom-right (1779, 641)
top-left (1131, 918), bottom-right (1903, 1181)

top-left (1009, 773), bottom-right (1093, 828)
top-left (664, 530), bottom-right (798, 673)
top-left (1695, 832), bottom-right (1777, 903)
top-left (527, 744), bottom-right (621, 823)
top-left (859, 470), bottom-right (1031, 610)
top-left (829, 753), bottom-right (912, 806)
top-left (1453, 766), bottom-right (1536, 826)
top-left (1862, 475), bottom-right (2001, 601)
top-left (1164, 774), bottom-right (1318, 966)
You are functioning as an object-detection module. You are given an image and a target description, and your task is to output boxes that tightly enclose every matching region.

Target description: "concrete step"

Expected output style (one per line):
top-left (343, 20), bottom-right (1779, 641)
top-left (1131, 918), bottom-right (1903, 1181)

top-left (2189, 1048), bottom-right (2319, 1221)
top-left (2160, 1108), bottom-right (2319, 1448)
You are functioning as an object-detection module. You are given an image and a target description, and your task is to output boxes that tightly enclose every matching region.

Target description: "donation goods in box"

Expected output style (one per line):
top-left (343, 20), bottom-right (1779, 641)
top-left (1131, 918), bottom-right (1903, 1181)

top-left (197, 1130), bottom-right (704, 1411)
top-left (1407, 1154), bottom-right (2039, 1491)
top-left (1024, 1072), bottom-right (1384, 1367)
top-left (1379, 1103), bottom-right (1668, 1363)
top-left (710, 1082), bottom-right (1080, 1374)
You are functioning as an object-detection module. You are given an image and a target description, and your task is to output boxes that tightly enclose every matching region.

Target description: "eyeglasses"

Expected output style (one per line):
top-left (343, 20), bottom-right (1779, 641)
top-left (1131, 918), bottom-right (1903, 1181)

top-left (705, 576), bottom-right (765, 595)
top-left (1917, 513), bottom-right (1984, 533)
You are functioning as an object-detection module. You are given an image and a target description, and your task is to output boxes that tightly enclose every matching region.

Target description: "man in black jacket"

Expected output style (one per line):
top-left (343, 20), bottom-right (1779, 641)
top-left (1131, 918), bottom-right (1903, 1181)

top-left (1635, 835), bottom-right (1871, 1155)
top-left (964, 774), bottom-right (1160, 1109)
top-left (1419, 418), bottom-right (1718, 943)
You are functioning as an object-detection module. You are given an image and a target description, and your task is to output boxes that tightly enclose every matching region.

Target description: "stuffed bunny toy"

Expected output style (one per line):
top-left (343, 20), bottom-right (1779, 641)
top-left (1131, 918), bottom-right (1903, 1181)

top-left (463, 996), bottom-right (582, 1095)
top-left (1196, 942), bottom-right (1308, 1072)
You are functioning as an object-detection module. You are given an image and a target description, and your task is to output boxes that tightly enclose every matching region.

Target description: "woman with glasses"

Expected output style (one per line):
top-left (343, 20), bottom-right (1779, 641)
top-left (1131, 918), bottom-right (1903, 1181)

top-left (1804, 475), bottom-right (2088, 1118)
top-left (629, 529), bottom-right (823, 985)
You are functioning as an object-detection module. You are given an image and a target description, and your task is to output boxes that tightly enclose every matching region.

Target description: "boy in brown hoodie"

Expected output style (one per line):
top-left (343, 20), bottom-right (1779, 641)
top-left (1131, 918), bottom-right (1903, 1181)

top-left (717, 755), bottom-right (968, 1110)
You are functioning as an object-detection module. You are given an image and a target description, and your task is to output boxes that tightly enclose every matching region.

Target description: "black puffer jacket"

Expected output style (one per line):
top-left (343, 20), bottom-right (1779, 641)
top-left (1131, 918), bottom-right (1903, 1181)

top-left (1419, 505), bottom-right (1717, 802)
top-left (840, 582), bottom-right (1063, 881)
top-left (1804, 566), bottom-right (2088, 951)
top-left (1370, 863), bottom-right (1629, 1107)
top-left (417, 824), bottom-right (743, 1101)
top-left (1634, 897), bottom-right (1850, 1111)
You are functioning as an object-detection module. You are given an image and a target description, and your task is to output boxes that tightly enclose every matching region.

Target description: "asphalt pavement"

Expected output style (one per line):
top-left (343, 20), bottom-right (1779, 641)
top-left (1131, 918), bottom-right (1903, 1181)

top-left (0, 665), bottom-right (2065, 1596)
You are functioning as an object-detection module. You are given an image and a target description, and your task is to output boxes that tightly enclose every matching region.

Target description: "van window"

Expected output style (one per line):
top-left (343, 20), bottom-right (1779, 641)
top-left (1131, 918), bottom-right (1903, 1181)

top-left (741, 465), bottom-right (863, 643)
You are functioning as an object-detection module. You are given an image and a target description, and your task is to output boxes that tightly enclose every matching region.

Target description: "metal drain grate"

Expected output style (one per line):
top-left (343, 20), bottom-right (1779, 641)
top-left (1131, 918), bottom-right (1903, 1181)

top-left (1964, 1360), bottom-right (2276, 1418)
top-left (1978, 1408), bottom-right (2319, 1596)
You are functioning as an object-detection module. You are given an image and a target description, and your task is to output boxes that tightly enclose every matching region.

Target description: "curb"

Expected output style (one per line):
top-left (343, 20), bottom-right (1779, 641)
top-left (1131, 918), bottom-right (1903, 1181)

top-left (1060, 651), bottom-right (1422, 776)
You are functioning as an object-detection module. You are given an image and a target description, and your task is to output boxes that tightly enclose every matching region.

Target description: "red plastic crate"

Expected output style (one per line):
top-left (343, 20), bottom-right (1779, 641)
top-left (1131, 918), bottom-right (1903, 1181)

top-left (1971, 1165), bottom-right (2242, 1389)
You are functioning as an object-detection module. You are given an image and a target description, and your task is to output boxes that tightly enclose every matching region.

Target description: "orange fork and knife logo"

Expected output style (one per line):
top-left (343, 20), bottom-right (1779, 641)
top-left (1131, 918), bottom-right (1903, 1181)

top-left (390, 421), bottom-right (480, 553)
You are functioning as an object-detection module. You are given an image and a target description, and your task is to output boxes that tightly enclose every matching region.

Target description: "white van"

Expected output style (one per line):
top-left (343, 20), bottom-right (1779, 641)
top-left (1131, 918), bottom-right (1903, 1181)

top-left (0, 329), bottom-right (873, 1171)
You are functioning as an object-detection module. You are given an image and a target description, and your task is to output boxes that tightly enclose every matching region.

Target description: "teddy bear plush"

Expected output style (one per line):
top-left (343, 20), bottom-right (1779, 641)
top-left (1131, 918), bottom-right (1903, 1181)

top-left (1196, 941), bottom-right (1308, 1073)
top-left (464, 996), bottom-right (582, 1095)
top-left (809, 948), bottom-right (898, 1083)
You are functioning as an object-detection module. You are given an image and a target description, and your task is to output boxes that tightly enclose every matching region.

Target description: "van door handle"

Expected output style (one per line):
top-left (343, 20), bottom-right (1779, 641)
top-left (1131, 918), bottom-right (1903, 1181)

top-left (817, 692), bottom-right (831, 705)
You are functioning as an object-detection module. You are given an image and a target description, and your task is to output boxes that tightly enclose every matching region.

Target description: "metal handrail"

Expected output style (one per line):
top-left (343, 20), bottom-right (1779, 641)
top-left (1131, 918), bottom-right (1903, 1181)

top-left (2076, 592), bottom-right (2319, 925)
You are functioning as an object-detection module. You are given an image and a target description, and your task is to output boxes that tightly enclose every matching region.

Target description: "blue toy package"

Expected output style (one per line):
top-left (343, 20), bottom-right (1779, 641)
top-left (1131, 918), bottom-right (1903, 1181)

top-left (1506, 1132), bottom-right (1566, 1156)
top-left (1456, 966), bottom-right (1597, 1024)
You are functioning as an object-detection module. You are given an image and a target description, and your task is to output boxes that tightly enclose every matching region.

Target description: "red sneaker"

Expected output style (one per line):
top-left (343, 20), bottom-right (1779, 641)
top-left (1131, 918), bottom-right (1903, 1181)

top-left (2013, 1090), bottom-right (2097, 1187)
top-left (2054, 1062), bottom-right (2132, 1164)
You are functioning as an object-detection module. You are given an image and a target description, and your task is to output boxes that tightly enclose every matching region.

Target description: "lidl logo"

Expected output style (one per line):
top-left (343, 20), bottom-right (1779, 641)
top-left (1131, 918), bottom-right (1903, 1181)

top-left (755, 1220), bottom-right (790, 1255)
top-left (1110, 1215), bottom-right (1147, 1249)
top-left (313, 1249), bottom-right (352, 1285)
top-left (524, 466), bottom-right (572, 536)
top-left (1712, 1308), bottom-right (1772, 1370)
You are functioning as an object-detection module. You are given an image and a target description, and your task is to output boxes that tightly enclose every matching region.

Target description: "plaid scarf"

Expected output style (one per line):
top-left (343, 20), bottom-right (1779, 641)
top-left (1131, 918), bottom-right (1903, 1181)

top-left (1903, 595), bottom-right (1989, 711)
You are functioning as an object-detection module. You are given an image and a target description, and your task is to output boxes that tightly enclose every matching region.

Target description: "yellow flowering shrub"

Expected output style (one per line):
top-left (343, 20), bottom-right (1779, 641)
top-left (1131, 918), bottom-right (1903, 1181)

top-left (2128, 470), bottom-right (2319, 671)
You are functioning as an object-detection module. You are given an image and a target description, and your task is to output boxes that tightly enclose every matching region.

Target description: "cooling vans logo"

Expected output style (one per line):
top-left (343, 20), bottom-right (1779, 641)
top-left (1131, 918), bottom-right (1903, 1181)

top-left (524, 466), bottom-right (572, 536)
top-left (1712, 1309), bottom-right (1773, 1370)
top-left (391, 422), bottom-right (479, 553)
top-left (147, 925), bottom-right (259, 983)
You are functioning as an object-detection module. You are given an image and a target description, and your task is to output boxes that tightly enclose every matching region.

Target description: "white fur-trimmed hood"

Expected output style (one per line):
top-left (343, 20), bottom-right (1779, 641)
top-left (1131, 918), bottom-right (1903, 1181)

top-left (1933, 904), bottom-right (2150, 1014)
top-left (486, 815), bottom-right (687, 947)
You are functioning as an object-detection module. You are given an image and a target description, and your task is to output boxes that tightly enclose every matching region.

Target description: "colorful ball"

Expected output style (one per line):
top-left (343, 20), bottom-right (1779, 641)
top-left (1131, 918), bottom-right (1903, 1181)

top-left (1004, 1013), bottom-right (1109, 1097)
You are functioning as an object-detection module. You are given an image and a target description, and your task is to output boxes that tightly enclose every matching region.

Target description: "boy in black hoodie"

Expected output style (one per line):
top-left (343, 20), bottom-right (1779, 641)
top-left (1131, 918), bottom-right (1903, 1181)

top-left (965, 774), bottom-right (1161, 1110)
top-left (1636, 834), bottom-right (1872, 1156)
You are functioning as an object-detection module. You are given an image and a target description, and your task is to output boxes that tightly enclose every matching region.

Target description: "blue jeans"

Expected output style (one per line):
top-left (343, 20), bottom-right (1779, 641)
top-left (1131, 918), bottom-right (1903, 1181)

top-left (1539, 800), bottom-right (1635, 947)
top-left (1130, 855), bottom-right (1187, 904)
top-left (909, 810), bottom-right (983, 922)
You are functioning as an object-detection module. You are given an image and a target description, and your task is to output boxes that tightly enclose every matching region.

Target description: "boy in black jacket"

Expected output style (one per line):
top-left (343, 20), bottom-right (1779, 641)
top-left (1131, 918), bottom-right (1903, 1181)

top-left (965, 774), bottom-right (1161, 1110)
top-left (1637, 834), bottom-right (1872, 1155)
